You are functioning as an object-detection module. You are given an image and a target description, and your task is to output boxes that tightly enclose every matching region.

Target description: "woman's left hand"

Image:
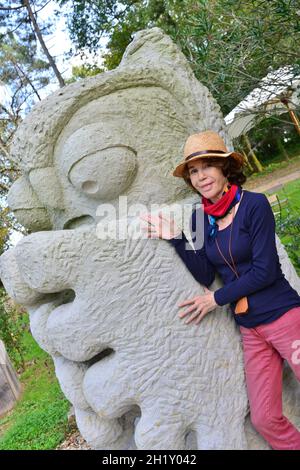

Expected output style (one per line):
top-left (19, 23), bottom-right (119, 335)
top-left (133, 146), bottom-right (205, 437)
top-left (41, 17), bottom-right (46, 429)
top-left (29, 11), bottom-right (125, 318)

top-left (178, 287), bottom-right (218, 325)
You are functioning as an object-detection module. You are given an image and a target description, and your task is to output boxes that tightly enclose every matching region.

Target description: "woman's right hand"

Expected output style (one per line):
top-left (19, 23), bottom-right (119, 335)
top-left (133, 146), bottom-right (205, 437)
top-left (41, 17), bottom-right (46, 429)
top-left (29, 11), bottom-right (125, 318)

top-left (139, 212), bottom-right (182, 240)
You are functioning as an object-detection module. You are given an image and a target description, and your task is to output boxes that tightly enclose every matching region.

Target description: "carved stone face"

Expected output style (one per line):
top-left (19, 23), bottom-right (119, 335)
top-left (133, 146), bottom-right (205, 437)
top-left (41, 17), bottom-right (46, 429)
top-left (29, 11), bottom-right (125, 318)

top-left (1, 28), bottom-right (299, 450)
top-left (8, 86), bottom-right (192, 232)
top-left (51, 87), bottom-right (189, 230)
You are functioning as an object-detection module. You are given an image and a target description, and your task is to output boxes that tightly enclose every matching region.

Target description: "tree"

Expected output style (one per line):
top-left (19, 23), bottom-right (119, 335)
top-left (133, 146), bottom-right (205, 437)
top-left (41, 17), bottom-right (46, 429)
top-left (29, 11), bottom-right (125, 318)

top-left (66, 62), bottom-right (104, 83)
top-left (0, 32), bottom-right (52, 208)
top-left (0, 0), bottom-right (65, 87)
top-left (57, 0), bottom-right (300, 114)
top-left (179, 0), bottom-right (300, 114)
top-left (0, 2), bottom-right (66, 248)
top-left (58, 0), bottom-right (300, 173)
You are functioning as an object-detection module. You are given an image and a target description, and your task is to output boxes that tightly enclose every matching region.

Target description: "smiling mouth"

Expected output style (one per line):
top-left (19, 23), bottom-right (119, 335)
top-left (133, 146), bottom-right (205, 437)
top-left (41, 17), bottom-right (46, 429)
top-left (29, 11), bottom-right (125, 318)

top-left (200, 182), bottom-right (213, 190)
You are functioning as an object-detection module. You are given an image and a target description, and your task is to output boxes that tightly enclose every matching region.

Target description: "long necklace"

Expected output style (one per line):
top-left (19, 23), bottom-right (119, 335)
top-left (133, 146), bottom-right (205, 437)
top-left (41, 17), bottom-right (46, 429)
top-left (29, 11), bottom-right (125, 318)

top-left (214, 192), bottom-right (249, 315)
top-left (214, 202), bottom-right (240, 278)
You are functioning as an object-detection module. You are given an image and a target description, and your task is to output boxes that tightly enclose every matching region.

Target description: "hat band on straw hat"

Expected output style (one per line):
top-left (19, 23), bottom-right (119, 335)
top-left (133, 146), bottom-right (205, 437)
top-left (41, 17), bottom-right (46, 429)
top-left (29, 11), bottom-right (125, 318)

top-left (186, 150), bottom-right (227, 161)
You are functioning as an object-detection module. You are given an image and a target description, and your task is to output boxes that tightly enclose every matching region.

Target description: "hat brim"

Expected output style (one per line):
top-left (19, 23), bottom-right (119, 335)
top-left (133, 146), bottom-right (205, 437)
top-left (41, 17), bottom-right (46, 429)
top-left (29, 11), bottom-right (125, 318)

top-left (172, 152), bottom-right (245, 177)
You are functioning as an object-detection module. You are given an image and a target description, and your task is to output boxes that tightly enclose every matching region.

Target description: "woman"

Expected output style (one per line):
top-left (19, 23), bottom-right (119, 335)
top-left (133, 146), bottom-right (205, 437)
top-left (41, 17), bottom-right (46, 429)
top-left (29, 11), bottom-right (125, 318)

top-left (141, 130), bottom-right (300, 450)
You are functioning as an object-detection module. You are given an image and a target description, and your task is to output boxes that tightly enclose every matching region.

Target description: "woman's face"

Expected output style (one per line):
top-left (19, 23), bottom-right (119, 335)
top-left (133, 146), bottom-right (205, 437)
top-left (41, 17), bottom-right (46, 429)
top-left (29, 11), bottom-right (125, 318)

top-left (187, 159), bottom-right (228, 202)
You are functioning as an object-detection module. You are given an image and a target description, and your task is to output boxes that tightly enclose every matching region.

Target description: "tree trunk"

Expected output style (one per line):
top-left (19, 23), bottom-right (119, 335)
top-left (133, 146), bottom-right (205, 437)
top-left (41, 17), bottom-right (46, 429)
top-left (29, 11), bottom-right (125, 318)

top-left (276, 136), bottom-right (290, 161)
top-left (242, 134), bottom-right (264, 173)
top-left (23, 0), bottom-right (65, 88)
top-left (241, 149), bottom-right (254, 172)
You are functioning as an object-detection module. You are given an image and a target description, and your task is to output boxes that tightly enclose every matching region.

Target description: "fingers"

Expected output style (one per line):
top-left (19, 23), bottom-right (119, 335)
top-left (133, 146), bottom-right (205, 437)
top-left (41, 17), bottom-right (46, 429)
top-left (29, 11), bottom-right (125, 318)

top-left (184, 307), bottom-right (209, 325)
top-left (178, 294), bottom-right (211, 326)
top-left (140, 213), bottom-right (160, 237)
top-left (194, 312), bottom-right (207, 324)
top-left (140, 214), bottom-right (160, 239)
top-left (184, 307), bottom-right (201, 324)
top-left (139, 212), bottom-right (179, 240)
top-left (158, 212), bottom-right (173, 224)
top-left (177, 297), bottom-right (198, 308)
top-left (139, 213), bottom-right (156, 228)
top-left (141, 212), bottom-right (171, 227)
top-left (143, 225), bottom-right (161, 238)
top-left (178, 303), bottom-right (198, 318)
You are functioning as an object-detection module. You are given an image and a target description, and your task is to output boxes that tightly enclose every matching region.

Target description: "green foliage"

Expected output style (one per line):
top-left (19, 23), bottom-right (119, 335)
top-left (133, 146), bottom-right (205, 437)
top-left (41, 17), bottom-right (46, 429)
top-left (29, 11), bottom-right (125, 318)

top-left (0, 289), bottom-right (26, 370)
top-left (247, 114), bottom-right (300, 165)
top-left (67, 63), bottom-right (105, 82)
top-left (0, 315), bottom-right (71, 450)
top-left (277, 220), bottom-right (300, 275)
top-left (52, 0), bottom-right (300, 177)
top-left (57, 0), bottom-right (121, 53)
top-left (56, 0), bottom-right (300, 114)
top-left (266, 179), bottom-right (300, 275)
top-left (0, 404), bottom-right (70, 450)
top-left (0, 400), bottom-right (70, 450)
top-left (0, 207), bottom-right (10, 255)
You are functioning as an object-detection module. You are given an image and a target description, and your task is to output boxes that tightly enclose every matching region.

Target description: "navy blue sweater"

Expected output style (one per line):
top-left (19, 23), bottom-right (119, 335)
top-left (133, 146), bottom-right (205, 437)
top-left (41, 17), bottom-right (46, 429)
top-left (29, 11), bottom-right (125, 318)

top-left (167, 190), bottom-right (300, 328)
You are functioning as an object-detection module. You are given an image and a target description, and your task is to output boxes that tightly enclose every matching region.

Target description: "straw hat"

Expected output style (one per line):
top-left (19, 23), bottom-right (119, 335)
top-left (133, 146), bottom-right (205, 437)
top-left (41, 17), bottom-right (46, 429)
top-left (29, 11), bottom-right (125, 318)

top-left (172, 130), bottom-right (245, 177)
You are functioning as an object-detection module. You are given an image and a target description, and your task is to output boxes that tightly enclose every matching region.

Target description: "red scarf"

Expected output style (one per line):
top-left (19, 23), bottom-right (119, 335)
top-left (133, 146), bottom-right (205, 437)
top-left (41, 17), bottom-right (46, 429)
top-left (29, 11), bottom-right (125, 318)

top-left (202, 183), bottom-right (240, 217)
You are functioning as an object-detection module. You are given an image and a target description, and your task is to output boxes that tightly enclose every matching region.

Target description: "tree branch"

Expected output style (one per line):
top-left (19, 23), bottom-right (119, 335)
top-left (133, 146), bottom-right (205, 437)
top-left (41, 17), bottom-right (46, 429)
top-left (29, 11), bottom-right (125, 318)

top-left (0, 5), bottom-right (25, 10)
top-left (22, 0), bottom-right (65, 88)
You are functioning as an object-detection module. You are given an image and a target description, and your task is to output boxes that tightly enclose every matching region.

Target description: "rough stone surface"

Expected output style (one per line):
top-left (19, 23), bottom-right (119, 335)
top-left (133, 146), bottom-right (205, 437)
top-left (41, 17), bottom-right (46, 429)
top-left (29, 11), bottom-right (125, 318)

top-left (0, 340), bottom-right (22, 418)
top-left (0, 28), bottom-right (299, 450)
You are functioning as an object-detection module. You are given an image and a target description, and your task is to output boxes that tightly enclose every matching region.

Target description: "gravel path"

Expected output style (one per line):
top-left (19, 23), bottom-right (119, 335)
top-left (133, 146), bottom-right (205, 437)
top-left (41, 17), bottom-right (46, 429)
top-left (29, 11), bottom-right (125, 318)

top-left (56, 430), bottom-right (91, 450)
top-left (244, 158), bottom-right (300, 193)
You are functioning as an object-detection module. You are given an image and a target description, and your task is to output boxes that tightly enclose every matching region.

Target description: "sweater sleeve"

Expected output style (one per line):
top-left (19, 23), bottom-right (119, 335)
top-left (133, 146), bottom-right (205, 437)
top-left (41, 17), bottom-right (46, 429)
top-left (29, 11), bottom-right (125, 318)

top-left (166, 210), bottom-right (216, 287)
top-left (214, 194), bottom-right (279, 306)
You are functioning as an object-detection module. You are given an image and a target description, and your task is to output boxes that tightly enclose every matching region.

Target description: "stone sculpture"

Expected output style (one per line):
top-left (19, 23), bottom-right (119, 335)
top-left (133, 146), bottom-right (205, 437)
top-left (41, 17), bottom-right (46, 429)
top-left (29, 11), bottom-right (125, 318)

top-left (0, 339), bottom-right (22, 417)
top-left (0, 27), bottom-right (299, 449)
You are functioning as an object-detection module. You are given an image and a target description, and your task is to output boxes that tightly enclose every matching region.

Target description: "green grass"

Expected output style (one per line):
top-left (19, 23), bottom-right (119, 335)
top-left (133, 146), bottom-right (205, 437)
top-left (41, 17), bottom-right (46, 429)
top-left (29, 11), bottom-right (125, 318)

top-left (263, 178), bottom-right (300, 276)
top-left (276, 179), bottom-right (300, 212)
top-left (0, 314), bottom-right (71, 450)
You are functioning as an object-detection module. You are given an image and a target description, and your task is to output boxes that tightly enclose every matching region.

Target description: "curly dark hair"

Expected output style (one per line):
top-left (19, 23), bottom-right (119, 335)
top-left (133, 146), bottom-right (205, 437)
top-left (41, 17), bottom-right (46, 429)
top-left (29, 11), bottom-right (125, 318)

top-left (182, 156), bottom-right (247, 194)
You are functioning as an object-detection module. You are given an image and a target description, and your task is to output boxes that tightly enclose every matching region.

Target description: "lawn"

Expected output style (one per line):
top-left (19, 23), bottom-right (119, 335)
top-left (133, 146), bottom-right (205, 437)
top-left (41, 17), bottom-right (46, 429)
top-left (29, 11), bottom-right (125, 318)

top-left (0, 313), bottom-right (71, 450)
top-left (263, 178), bottom-right (300, 276)
top-left (275, 178), bottom-right (300, 212)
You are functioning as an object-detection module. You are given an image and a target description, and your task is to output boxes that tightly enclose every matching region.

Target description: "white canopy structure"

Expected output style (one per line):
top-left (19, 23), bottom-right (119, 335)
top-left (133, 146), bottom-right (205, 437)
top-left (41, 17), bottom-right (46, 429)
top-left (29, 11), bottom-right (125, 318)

top-left (225, 66), bottom-right (300, 138)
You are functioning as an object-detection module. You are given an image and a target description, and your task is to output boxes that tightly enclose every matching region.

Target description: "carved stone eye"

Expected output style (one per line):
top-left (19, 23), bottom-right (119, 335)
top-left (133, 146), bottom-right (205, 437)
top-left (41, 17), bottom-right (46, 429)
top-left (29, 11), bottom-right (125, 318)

top-left (68, 146), bottom-right (137, 200)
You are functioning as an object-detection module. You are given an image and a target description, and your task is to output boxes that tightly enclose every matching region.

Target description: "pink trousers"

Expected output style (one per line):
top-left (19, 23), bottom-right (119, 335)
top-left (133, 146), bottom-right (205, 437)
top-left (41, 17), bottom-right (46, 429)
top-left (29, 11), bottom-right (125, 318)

top-left (239, 306), bottom-right (300, 450)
